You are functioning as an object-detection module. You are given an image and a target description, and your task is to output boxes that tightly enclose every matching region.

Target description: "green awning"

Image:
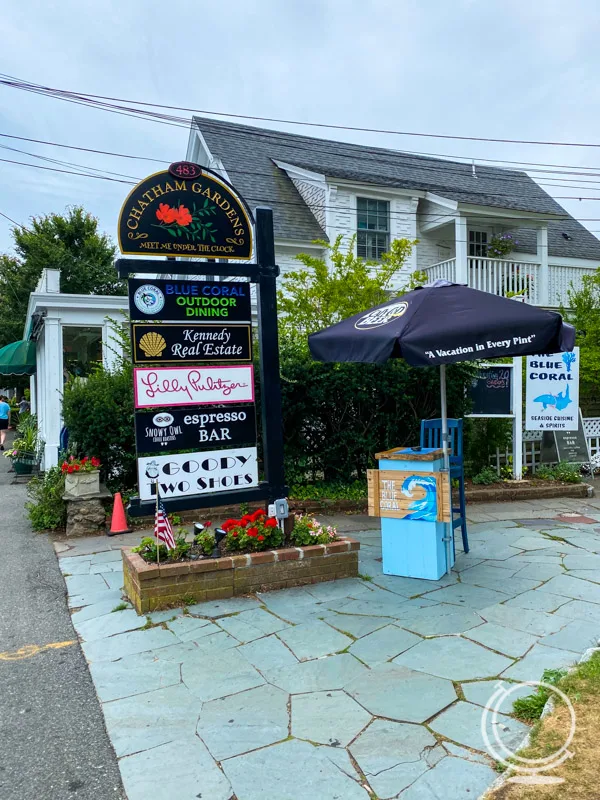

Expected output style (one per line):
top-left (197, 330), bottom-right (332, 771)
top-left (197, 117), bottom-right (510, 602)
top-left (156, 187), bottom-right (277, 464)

top-left (0, 340), bottom-right (36, 375)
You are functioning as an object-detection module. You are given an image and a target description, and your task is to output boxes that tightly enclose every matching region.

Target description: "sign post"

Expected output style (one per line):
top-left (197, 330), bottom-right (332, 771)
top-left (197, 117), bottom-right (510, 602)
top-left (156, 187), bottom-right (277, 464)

top-left (116, 163), bottom-right (287, 516)
top-left (467, 359), bottom-right (523, 479)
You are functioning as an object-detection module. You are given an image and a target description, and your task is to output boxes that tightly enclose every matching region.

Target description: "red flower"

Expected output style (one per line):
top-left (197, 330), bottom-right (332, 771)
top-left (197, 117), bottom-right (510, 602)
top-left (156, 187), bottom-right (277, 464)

top-left (254, 508), bottom-right (267, 518)
top-left (222, 519), bottom-right (238, 531)
top-left (81, 457), bottom-right (88, 464)
top-left (91, 457), bottom-right (101, 467)
top-left (257, 535), bottom-right (265, 542)
top-left (74, 464), bottom-right (80, 471)
top-left (232, 532), bottom-right (238, 538)
top-left (247, 527), bottom-right (258, 537)
top-left (61, 463), bottom-right (67, 472)
top-left (265, 518), bottom-right (277, 528)
top-left (156, 203), bottom-right (178, 224)
top-left (174, 205), bottom-right (192, 226)
top-left (241, 515), bottom-right (252, 526)
top-left (67, 465), bottom-right (75, 474)
top-left (204, 520), bottom-right (212, 527)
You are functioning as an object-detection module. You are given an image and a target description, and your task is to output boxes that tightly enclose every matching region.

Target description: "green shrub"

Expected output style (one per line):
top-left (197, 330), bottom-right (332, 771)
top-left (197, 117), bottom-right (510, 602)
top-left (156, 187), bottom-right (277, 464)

top-left (512, 668), bottom-right (567, 721)
top-left (25, 466), bottom-right (67, 530)
top-left (195, 530), bottom-right (215, 556)
top-left (289, 480), bottom-right (367, 501)
top-left (552, 462), bottom-right (582, 483)
top-left (289, 514), bottom-right (338, 546)
top-left (62, 360), bottom-right (135, 491)
top-left (280, 348), bottom-right (474, 484)
top-left (463, 417), bottom-right (512, 478)
top-left (472, 467), bottom-right (501, 485)
top-left (535, 463), bottom-right (582, 483)
top-left (535, 465), bottom-right (556, 480)
top-left (132, 536), bottom-right (168, 562)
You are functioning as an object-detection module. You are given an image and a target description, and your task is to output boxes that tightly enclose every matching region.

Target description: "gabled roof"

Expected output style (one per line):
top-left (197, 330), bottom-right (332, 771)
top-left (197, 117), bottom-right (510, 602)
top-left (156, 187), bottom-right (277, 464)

top-left (193, 116), bottom-right (600, 260)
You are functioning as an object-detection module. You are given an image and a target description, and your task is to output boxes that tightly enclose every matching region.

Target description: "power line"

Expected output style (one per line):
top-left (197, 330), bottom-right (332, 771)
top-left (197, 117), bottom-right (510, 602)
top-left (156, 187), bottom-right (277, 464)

top-left (4, 73), bottom-right (600, 149)
top-left (7, 78), bottom-right (600, 199)
top-left (0, 210), bottom-right (22, 227)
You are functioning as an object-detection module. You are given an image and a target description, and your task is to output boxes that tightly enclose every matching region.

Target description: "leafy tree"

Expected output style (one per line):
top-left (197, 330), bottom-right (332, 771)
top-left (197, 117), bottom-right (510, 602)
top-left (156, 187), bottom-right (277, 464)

top-left (278, 235), bottom-right (420, 340)
top-left (564, 268), bottom-right (600, 413)
top-left (62, 357), bottom-right (136, 491)
top-left (0, 206), bottom-right (124, 348)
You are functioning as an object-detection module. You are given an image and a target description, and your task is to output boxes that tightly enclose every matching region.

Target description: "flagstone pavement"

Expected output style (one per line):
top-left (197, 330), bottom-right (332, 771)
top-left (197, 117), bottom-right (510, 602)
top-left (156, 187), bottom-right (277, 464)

top-left (57, 496), bottom-right (600, 800)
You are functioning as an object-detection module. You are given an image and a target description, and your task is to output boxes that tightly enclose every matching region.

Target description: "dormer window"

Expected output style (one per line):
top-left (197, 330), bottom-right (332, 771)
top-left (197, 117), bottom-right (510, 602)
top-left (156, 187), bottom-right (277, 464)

top-left (357, 198), bottom-right (389, 259)
top-left (468, 230), bottom-right (488, 257)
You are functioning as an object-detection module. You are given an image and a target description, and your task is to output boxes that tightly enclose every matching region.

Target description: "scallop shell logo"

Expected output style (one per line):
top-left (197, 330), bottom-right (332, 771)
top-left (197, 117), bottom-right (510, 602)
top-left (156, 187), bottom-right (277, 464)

top-left (139, 331), bottom-right (167, 358)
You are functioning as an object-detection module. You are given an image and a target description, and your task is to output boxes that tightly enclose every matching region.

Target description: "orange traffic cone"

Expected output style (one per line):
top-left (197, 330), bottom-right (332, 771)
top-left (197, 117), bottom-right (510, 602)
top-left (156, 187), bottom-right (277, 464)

top-left (108, 492), bottom-right (133, 536)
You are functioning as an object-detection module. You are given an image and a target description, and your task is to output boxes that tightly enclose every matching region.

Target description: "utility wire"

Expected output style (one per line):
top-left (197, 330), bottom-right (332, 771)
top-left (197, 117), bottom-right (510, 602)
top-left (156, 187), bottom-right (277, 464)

top-left (4, 73), bottom-right (600, 149)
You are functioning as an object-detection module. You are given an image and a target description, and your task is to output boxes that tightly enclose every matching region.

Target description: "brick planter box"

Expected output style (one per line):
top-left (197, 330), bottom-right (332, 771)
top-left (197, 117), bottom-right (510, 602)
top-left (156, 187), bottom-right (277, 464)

top-left (122, 538), bottom-right (360, 614)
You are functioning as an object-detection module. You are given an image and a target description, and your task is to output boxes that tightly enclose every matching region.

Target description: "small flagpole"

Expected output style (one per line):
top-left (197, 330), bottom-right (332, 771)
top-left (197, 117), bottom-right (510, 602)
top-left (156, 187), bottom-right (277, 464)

top-left (155, 480), bottom-right (160, 567)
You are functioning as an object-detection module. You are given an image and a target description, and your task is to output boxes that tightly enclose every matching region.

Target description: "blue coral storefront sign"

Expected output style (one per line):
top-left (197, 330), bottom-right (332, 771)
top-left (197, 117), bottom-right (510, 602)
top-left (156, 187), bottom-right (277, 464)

top-left (525, 347), bottom-right (580, 431)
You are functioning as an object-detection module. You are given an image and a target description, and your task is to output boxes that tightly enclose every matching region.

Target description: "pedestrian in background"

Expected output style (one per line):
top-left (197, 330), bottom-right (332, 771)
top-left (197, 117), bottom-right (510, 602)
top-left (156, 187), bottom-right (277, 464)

top-left (0, 395), bottom-right (11, 451)
top-left (18, 396), bottom-right (30, 415)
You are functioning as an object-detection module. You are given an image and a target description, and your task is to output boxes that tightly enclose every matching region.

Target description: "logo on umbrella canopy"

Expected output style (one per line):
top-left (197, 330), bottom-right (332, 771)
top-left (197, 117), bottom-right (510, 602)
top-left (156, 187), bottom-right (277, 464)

top-left (355, 301), bottom-right (408, 330)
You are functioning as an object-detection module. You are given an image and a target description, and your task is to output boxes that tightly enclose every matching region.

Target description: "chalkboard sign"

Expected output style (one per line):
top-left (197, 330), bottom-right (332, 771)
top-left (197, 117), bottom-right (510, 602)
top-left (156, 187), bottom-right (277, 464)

top-left (469, 366), bottom-right (512, 416)
top-left (541, 409), bottom-right (590, 464)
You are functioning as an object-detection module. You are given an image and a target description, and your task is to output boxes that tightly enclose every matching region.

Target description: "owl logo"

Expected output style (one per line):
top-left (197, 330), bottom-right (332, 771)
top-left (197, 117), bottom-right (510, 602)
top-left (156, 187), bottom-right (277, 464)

top-left (144, 461), bottom-right (160, 480)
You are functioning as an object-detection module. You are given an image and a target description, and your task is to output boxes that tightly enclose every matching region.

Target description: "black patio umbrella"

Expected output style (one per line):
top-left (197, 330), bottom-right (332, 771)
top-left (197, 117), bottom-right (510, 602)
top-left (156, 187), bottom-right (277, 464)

top-left (309, 280), bottom-right (575, 571)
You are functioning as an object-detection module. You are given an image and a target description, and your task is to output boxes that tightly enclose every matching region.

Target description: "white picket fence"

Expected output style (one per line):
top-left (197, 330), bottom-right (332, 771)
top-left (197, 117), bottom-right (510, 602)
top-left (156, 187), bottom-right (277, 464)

top-left (493, 417), bottom-right (600, 472)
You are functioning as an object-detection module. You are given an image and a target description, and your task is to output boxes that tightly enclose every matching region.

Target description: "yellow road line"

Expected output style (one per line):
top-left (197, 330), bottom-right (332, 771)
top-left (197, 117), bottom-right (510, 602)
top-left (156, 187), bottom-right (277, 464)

top-left (0, 640), bottom-right (77, 661)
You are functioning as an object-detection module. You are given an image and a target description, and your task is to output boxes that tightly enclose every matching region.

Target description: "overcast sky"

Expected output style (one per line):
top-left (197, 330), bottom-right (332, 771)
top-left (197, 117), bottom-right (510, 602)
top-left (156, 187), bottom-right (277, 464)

top-left (2, 0), bottom-right (600, 255)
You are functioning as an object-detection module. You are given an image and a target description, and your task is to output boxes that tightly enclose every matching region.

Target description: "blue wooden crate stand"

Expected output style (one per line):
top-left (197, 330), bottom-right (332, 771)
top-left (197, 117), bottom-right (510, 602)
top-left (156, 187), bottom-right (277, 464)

top-left (368, 447), bottom-right (453, 580)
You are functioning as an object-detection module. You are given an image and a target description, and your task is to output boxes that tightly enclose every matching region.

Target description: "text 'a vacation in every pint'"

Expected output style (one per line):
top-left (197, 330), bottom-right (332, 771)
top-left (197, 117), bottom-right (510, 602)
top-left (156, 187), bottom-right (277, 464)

top-left (137, 447), bottom-right (259, 500)
top-left (131, 323), bottom-right (252, 364)
top-left (426, 335), bottom-right (536, 359)
top-left (133, 365), bottom-right (255, 408)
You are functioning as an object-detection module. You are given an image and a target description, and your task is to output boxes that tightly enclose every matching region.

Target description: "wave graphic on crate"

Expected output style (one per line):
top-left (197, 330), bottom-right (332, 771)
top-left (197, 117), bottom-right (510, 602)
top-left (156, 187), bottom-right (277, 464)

top-left (401, 475), bottom-right (438, 522)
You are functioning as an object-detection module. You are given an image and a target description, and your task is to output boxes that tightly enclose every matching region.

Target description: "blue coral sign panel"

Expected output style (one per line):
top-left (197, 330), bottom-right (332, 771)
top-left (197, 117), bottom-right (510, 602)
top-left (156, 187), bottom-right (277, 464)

top-left (525, 347), bottom-right (580, 431)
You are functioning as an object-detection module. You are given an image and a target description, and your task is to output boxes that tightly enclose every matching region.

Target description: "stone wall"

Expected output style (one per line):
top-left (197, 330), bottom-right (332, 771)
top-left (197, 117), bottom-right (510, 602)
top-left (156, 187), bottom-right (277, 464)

top-left (123, 538), bottom-right (360, 613)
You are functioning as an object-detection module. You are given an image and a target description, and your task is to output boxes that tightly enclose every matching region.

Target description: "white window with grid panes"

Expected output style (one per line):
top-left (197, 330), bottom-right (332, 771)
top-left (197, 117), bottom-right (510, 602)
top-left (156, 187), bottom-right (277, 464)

top-left (468, 230), bottom-right (488, 257)
top-left (357, 197), bottom-right (389, 259)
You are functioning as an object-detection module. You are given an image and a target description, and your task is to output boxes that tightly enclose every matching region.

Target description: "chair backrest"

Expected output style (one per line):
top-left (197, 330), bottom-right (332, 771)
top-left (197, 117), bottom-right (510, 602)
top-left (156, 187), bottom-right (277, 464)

top-left (420, 418), bottom-right (463, 464)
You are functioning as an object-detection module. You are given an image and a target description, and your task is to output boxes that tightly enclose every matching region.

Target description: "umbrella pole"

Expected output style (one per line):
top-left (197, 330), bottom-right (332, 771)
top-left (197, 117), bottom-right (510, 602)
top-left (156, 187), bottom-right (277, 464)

top-left (440, 365), bottom-right (452, 575)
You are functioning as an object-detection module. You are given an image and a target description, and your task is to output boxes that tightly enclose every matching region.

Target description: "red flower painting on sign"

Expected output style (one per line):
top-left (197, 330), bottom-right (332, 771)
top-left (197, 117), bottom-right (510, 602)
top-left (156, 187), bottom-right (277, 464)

top-left (153, 198), bottom-right (218, 241)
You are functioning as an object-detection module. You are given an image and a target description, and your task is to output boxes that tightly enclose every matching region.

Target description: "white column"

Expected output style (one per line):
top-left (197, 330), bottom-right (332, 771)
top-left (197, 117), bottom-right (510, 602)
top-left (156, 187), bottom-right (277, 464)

top-left (512, 357), bottom-right (523, 479)
top-left (30, 374), bottom-right (37, 415)
top-left (42, 318), bottom-right (62, 469)
top-left (455, 216), bottom-right (468, 284)
top-left (537, 225), bottom-right (549, 306)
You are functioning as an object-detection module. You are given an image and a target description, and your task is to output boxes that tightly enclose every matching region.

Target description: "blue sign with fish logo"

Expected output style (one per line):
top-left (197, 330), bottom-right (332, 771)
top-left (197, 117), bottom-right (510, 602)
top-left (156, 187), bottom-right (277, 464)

top-left (525, 347), bottom-right (579, 431)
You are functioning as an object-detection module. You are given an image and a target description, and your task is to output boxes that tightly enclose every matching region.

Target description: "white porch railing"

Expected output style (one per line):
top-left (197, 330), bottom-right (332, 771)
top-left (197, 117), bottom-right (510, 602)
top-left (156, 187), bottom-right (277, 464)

top-left (423, 257), bottom-right (597, 306)
top-left (548, 264), bottom-right (596, 307)
top-left (469, 258), bottom-right (539, 304)
top-left (423, 257), bottom-right (539, 302)
top-left (423, 257), bottom-right (456, 283)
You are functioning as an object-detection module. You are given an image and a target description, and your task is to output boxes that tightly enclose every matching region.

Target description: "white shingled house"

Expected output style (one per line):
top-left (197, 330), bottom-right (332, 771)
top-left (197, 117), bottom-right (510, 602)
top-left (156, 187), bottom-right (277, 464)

top-left (186, 117), bottom-right (600, 307)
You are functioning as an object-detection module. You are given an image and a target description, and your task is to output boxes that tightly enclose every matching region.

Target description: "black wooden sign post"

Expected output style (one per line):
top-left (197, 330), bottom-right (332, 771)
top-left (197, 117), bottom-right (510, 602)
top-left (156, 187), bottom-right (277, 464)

top-left (117, 192), bottom-right (287, 516)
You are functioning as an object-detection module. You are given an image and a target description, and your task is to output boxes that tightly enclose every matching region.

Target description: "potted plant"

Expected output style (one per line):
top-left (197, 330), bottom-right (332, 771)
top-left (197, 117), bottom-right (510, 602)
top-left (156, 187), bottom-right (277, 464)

top-left (4, 418), bottom-right (39, 475)
top-left (61, 456), bottom-right (102, 496)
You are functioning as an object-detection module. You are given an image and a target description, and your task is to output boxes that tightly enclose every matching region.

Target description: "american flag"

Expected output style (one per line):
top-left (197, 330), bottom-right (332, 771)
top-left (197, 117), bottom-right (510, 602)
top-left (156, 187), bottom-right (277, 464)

top-left (154, 499), bottom-right (176, 550)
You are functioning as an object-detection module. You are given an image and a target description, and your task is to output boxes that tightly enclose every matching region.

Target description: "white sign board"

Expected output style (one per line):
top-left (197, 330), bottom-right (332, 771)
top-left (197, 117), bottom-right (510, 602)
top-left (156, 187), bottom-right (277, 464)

top-left (133, 365), bottom-right (254, 408)
top-left (137, 447), bottom-right (259, 500)
top-left (525, 347), bottom-right (579, 431)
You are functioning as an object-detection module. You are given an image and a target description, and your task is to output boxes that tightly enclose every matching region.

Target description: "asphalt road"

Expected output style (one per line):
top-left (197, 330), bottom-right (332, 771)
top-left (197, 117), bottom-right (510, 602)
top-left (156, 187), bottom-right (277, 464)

top-left (0, 443), bottom-right (125, 800)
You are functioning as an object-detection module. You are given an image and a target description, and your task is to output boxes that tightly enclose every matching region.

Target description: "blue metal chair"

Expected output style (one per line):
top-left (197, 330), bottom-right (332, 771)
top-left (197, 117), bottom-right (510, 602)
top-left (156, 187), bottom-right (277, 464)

top-left (420, 418), bottom-right (469, 554)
